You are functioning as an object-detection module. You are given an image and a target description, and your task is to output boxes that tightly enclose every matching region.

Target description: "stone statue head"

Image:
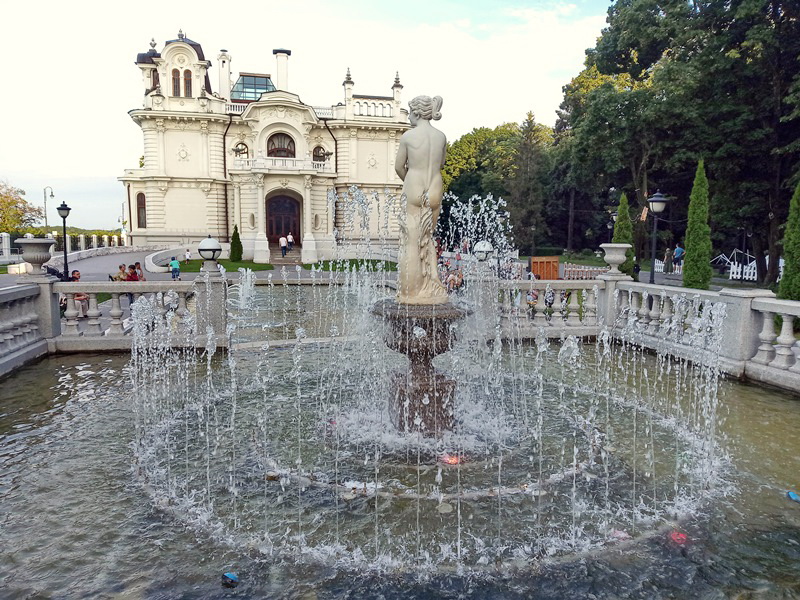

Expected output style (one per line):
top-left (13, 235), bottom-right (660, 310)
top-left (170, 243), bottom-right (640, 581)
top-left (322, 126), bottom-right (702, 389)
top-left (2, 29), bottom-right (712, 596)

top-left (408, 96), bottom-right (443, 123)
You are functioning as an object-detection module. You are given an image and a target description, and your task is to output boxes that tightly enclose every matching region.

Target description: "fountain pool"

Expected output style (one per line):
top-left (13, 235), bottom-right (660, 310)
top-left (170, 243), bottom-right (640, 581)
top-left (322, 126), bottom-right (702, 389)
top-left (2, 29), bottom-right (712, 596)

top-left (1, 282), bottom-right (799, 598)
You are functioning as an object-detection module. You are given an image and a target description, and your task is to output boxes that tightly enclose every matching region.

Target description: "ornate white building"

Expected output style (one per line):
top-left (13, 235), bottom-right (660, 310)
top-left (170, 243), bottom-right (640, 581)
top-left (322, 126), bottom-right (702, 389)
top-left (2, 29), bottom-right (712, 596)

top-left (120, 31), bottom-right (409, 262)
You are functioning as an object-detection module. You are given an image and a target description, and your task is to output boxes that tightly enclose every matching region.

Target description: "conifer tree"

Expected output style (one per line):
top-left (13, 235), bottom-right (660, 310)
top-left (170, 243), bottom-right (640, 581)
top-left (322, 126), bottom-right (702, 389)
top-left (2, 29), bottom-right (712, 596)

top-left (612, 192), bottom-right (635, 278)
top-left (778, 179), bottom-right (800, 302)
top-left (230, 224), bottom-right (243, 262)
top-left (683, 160), bottom-right (713, 289)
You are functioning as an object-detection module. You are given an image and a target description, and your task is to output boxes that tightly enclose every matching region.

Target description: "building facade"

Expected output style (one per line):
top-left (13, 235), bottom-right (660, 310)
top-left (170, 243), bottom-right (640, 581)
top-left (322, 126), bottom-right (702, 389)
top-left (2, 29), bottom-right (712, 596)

top-left (120, 31), bottom-right (409, 262)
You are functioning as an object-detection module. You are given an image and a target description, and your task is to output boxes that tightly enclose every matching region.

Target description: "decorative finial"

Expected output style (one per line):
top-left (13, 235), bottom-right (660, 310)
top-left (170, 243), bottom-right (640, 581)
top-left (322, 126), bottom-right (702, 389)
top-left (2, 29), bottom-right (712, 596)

top-left (343, 68), bottom-right (353, 85)
top-left (149, 37), bottom-right (156, 50)
top-left (393, 71), bottom-right (403, 89)
top-left (177, 29), bottom-right (185, 40)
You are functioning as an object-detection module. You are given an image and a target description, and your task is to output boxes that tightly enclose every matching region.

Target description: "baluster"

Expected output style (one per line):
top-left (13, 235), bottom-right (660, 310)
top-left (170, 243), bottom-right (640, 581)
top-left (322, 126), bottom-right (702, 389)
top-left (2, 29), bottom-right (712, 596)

top-left (584, 287), bottom-right (597, 326)
top-left (638, 291), bottom-right (651, 327)
top-left (533, 288), bottom-right (548, 327)
top-left (791, 339), bottom-right (800, 374)
top-left (660, 294), bottom-right (673, 339)
top-left (627, 290), bottom-right (639, 325)
top-left (649, 293), bottom-right (663, 336)
top-left (752, 311), bottom-right (777, 364)
top-left (63, 293), bottom-right (80, 336)
top-left (85, 293), bottom-right (103, 336)
top-left (769, 314), bottom-right (797, 370)
top-left (566, 288), bottom-right (581, 326)
top-left (0, 321), bottom-right (13, 356)
top-left (108, 293), bottom-right (124, 335)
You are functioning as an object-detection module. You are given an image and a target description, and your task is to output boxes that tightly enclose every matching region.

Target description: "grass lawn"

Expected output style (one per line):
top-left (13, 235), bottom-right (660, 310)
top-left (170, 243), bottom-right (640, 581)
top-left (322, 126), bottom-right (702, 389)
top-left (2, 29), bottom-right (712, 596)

top-left (177, 259), bottom-right (275, 273)
top-left (302, 259), bottom-right (398, 272)
top-left (0, 265), bottom-right (7, 274)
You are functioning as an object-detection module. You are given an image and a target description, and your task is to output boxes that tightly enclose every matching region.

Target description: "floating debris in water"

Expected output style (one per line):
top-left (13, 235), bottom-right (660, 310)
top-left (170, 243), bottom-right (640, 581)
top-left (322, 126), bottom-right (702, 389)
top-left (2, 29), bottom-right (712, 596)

top-left (669, 531), bottom-right (688, 545)
top-left (437, 502), bottom-right (453, 514)
top-left (787, 490), bottom-right (800, 503)
top-left (222, 572), bottom-right (239, 588)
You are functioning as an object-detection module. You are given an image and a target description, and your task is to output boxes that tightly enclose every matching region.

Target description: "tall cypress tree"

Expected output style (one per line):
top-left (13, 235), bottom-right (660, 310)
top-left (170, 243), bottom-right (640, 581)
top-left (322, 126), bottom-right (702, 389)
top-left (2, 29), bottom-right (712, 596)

top-left (778, 179), bottom-right (800, 302)
top-left (683, 160), bottom-right (713, 290)
top-left (230, 224), bottom-right (243, 262)
top-left (612, 192), bottom-right (635, 278)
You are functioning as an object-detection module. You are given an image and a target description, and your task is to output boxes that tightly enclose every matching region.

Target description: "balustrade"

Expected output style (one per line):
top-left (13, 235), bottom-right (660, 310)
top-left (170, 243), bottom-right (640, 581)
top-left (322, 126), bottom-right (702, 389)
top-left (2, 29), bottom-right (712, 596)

top-left (497, 280), bottom-right (603, 334)
top-left (750, 298), bottom-right (800, 374)
top-left (0, 285), bottom-right (42, 362)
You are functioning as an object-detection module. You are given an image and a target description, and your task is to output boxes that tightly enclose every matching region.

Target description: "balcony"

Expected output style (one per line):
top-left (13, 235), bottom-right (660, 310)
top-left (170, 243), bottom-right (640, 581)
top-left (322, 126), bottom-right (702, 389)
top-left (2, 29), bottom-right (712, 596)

top-left (232, 157), bottom-right (334, 173)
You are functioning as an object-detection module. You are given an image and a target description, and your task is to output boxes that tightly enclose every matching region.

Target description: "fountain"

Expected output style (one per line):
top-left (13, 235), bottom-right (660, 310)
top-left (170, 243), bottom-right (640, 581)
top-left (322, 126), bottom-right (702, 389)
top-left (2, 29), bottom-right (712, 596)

top-left (123, 96), bottom-right (730, 576)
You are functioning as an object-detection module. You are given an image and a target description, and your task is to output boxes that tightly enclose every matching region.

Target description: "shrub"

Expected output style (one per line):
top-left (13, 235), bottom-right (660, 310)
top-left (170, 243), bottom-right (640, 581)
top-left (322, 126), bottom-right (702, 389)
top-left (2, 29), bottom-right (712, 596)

top-left (778, 179), bottom-right (800, 302)
top-left (683, 160), bottom-right (713, 290)
top-left (230, 224), bottom-right (243, 262)
top-left (612, 193), bottom-right (635, 278)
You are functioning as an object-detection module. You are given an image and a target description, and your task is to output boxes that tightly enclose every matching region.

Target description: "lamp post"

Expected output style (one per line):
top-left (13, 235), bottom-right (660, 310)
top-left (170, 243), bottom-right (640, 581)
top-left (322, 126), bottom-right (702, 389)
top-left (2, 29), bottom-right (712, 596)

top-left (198, 235), bottom-right (223, 275)
top-left (607, 220), bottom-right (614, 243)
top-left (647, 191), bottom-right (669, 284)
top-left (43, 186), bottom-right (54, 229)
top-left (56, 201), bottom-right (71, 281)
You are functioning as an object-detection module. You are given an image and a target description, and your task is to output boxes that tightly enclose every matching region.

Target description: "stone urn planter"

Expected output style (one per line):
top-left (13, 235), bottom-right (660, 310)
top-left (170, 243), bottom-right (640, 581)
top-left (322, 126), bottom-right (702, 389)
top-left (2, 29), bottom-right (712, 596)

top-left (15, 238), bottom-right (55, 274)
top-left (599, 243), bottom-right (632, 275)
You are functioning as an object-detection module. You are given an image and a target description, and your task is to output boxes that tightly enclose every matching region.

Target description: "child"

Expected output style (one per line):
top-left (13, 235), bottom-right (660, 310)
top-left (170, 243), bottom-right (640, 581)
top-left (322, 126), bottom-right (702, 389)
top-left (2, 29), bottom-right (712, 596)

top-left (184, 249), bottom-right (191, 264)
top-left (169, 256), bottom-right (181, 280)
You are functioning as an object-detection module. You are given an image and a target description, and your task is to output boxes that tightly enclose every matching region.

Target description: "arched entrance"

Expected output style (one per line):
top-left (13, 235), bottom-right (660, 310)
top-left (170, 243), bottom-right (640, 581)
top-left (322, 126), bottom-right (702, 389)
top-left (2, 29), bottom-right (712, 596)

top-left (266, 195), bottom-right (300, 244)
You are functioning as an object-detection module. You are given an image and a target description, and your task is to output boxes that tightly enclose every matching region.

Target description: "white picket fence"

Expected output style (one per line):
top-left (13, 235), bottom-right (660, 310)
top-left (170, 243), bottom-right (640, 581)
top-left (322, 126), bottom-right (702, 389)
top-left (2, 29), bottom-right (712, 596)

top-left (653, 259), bottom-right (683, 275)
top-left (729, 257), bottom-right (784, 282)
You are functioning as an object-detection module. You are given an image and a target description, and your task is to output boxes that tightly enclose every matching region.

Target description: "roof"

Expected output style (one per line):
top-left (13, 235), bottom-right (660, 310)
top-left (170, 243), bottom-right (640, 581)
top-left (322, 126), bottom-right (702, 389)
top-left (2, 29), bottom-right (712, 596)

top-left (164, 36), bottom-right (209, 63)
top-left (135, 49), bottom-right (160, 64)
top-left (353, 94), bottom-right (393, 101)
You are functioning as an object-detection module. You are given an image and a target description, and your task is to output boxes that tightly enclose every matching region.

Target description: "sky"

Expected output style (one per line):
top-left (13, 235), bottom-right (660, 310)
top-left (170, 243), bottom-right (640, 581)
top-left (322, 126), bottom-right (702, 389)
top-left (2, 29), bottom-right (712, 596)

top-left (0, 0), bottom-right (611, 229)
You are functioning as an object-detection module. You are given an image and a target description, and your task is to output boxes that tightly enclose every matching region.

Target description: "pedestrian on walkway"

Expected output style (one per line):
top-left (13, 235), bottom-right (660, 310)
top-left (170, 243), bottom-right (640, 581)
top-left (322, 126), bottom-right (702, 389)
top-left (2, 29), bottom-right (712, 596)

top-left (674, 243), bottom-right (685, 267)
top-left (287, 232), bottom-right (294, 251)
top-left (184, 249), bottom-right (191, 264)
top-left (279, 235), bottom-right (288, 258)
top-left (169, 256), bottom-right (181, 280)
top-left (664, 247), bottom-right (674, 274)
top-left (112, 264), bottom-right (127, 281)
top-left (135, 261), bottom-right (146, 281)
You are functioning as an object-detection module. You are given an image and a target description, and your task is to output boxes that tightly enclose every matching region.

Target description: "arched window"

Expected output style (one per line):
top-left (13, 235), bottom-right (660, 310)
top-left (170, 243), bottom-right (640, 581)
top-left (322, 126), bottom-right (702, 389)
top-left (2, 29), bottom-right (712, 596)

top-left (312, 146), bottom-right (327, 162)
top-left (136, 193), bottom-right (147, 228)
top-left (267, 133), bottom-right (295, 158)
top-left (354, 102), bottom-right (360, 115)
top-left (152, 69), bottom-right (160, 89)
top-left (172, 69), bottom-right (181, 96)
top-left (233, 142), bottom-right (249, 158)
top-left (183, 69), bottom-right (192, 98)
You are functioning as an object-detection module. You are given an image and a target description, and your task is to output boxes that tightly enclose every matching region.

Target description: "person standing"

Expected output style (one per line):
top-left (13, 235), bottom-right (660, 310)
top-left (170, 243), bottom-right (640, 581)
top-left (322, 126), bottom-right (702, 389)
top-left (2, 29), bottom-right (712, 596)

top-left (279, 235), bottom-right (288, 258)
top-left (673, 243), bottom-right (685, 267)
top-left (184, 249), bottom-right (191, 264)
top-left (169, 256), bottom-right (181, 280)
top-left (664, 247), bottom-right (674, 274)
top-left (125, 264), bottom-right (139, 307)
top-left (287, 232), bottom-right (294, 251)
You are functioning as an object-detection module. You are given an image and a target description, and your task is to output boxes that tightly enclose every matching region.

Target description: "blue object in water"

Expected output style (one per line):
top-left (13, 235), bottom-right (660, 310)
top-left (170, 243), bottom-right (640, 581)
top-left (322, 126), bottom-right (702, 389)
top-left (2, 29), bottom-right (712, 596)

top-left (222, 572), bottom-right (239, 588)
top-left (787, 491), bottom-right (800, 503)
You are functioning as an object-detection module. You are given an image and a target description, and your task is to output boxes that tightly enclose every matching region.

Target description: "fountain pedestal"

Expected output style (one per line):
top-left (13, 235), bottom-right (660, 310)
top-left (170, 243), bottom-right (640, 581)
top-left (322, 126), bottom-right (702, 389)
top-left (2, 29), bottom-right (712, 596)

top-left (371, 299), bottom-right (468, 437)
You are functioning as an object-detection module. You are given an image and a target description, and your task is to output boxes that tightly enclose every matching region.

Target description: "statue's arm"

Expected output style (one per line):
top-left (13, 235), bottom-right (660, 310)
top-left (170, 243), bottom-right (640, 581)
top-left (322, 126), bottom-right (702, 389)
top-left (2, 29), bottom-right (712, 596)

top-left (395, 139), bottom-right (408, 180)
top-left (440, 138), bottom-right (447, 170)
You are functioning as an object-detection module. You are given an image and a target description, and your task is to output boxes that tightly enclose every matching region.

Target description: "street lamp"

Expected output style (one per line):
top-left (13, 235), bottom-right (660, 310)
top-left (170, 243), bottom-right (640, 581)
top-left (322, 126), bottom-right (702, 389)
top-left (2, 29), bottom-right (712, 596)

top-left (647, 190), bottom-right (670, 284)
top-left (198, 235), bottom-right (222, 274)
top-left (474, 240), bottom-right (493, 262)
top-left (43, 186), bottom-right (54, 228)
top-left (56, 201), bottom-right (71, 281)
top-left (607, 220), bottom-right (614, 242)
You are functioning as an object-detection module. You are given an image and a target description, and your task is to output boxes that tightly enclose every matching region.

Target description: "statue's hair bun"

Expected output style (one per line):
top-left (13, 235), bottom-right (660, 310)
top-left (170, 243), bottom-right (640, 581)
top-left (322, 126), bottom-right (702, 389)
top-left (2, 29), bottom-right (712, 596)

top-left (432, 96), bottom-right (443, 120)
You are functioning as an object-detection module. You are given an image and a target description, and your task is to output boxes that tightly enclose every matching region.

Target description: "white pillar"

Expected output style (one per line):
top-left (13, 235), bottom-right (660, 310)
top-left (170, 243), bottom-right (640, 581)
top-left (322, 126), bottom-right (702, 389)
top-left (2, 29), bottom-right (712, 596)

top-left (102, 235), bottom-right (109, 247)
top-left (300, 175), bottom-right (318, 263)
top-left (91, 234), bottom-right (98, 248)
top-left (273, 49), bottom-right (291, 91)
top-left (200, 121), bottom-right (209, 178)
top-left (233, 182), bottom-right (241, 229)
top-left (252, 174), bottom-right (270, 263)
top-left (217, 50), bottom-right (232, 100)
top-left (66, 234), bottom-right (72, 253)
top-left (79, 234), bottom-right (86, 250)
top-left (0, 232), bottom-right (11, 258)
top-left (113, 235), bottom-right (119, 246)
top-left (156, 119), bottom-right (166, 176)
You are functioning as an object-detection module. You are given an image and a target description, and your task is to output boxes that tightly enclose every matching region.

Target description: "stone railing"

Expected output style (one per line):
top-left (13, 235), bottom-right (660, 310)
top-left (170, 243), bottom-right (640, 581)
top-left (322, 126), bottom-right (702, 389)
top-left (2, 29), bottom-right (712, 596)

top-left (52, 281), bottom-right (198, 351)
top-left (231, 157), bottom-right (334, 172)
top-left (45, 245), bottom-right (170, 274)
top-left (497, 279), bottom-right (604, 338)
top-left (0, 284), bottom-right (48, 378)
top-left (747, 297), bottom-right (800, 388)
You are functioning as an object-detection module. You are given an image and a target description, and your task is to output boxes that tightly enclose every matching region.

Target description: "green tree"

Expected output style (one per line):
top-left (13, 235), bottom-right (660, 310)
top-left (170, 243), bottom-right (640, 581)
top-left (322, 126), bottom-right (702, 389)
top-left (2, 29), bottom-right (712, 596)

top-left (778, 179), bottom-right (800, 301)
top-left (0, 181), bottom-right (43, 231)
top-left (230, 224), bottom-right (243, 262)
top-left (612, 192), bottom-right (635, 278)
top-left (683, 160), bottom-right (713, 290)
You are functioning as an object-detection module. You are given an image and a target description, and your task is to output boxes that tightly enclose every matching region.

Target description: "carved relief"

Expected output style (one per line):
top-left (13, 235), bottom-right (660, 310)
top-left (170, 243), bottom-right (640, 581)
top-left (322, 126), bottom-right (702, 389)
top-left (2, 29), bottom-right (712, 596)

top-left (279, 178), bottom-right (290, 188)
top-left (367, 153), bottom-right (378, 169)
top-left (350, 129), bottom-right (357, 137)
top-left (176, 54), bottom-right (187, 66)
top-left (155, 119), bottom-right (166, 133)
top-left (254, 174), bottom-right (265, 186)
top-left (304, 175), bottom-right (312, 190)
top-left (177, 144), bottom-right (190, 162)
top-left (200, 121), bottom-right (209, 135)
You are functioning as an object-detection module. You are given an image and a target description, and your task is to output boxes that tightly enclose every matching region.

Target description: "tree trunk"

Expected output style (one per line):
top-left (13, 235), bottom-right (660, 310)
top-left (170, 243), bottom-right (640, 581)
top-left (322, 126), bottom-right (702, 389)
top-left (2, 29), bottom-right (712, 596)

top-left (566, 188), bottom-right (575, 252)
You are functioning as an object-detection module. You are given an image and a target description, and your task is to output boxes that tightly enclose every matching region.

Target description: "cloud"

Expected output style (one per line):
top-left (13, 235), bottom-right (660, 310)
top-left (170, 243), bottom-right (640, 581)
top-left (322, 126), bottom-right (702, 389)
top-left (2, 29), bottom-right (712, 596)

top-left (0, 0), bottom-right (605, 228)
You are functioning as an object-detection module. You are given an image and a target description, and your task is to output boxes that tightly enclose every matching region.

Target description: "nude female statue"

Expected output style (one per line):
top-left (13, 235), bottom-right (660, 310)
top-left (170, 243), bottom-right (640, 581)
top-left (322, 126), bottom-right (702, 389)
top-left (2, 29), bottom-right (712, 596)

top-left (395, 95), bottom-right (449, 305)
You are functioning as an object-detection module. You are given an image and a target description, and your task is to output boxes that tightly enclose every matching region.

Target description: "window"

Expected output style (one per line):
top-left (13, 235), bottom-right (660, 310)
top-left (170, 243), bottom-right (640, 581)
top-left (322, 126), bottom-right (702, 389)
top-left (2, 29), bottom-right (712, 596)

top-left (233, 142), bottom-right (249, 157)
top-left (312, 146), bottom-right (327, 162)
top-left (267, 133), bottom-right (295, 158)
top-left (152, 69), bottom-right (159, 89)
top-left (172, 69), bottom-right (180, 96)
top-left (136, 193), bottom-right (147, 228)
top-left (230, 74), bottom-right (276, 101)
top-left (184, 70), bottom-right (192, 98)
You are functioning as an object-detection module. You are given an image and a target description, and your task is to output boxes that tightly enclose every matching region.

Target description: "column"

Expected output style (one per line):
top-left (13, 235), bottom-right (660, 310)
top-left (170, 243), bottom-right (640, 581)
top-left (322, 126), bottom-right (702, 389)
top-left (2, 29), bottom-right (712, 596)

top-left (718, 288), bottom-right (776, 375)
top-left (252, 174), bottom-right (270, 263)
top-left (91, 234), bottom-right (98, 249)
top-left (233, 182), bottom-right (241, 229)
top-left (156, 119), bottom-right (166, 176)
top-left (200, 121), bottom-right (209, 178)
top-left (300, 175), bottom-right (318, 263)
top-left (0, 232), bottom-right (11, 258)
top-left (79, 234), bottom-right (86, 251)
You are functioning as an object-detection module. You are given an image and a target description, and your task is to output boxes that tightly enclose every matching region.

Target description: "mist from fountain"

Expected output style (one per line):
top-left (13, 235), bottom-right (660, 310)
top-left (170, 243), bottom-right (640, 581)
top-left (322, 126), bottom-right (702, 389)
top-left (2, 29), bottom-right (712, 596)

top-left (128, 191), bottom-right (730, 575)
